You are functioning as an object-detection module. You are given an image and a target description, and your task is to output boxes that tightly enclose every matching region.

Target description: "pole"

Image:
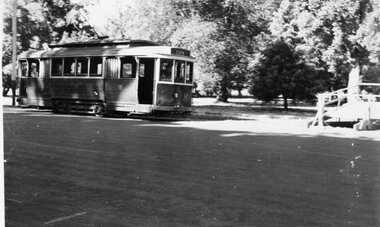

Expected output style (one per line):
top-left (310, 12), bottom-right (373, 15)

top-left (367, 96), bottom-right (372, 130)
top-left (0, 0), bottom-right (5, 225)
top-left (11, 0), bottom-right (17, 106)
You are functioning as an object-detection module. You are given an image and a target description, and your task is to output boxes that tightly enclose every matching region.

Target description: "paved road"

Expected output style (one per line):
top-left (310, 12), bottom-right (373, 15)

top-left (3, 107), bottom-right (380, 226)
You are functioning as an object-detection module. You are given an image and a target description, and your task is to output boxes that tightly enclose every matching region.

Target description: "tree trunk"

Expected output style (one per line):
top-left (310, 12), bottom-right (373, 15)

top-left (283, 96), bottom-right (288, 110)
top-left (217, 76), bottom-right (229, 102)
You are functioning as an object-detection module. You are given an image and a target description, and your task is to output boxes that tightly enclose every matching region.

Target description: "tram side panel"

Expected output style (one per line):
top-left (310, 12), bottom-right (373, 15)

top-left (18, 78), bottom-right (28, 106)
top-left (156, 83), bottom-right (192, 109)
top-left (25, 78), bottom-right (51, 107)
top-left (103, 56), bottom-right (140, 112)
top-left (50, 78), bottom-right (105, 111)
top-left (104, 79), bottom-right (138, 112)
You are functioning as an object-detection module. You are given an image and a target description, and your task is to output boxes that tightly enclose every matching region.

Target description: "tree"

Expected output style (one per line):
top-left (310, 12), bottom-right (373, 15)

top-left (2, 0), bottom-right (94, 65)
top-left (170, 16), bottom-right (222, 96)
top-left (356, 0), bottom-right (380, 64)
top-left (249, 39), bottom-right (326, 110)
top-left (188, 0), bottom-right (279, 102)
top-left (104, 0), bottom-right (187, 44)
top-left (268, 0), bottom-right (372, 91)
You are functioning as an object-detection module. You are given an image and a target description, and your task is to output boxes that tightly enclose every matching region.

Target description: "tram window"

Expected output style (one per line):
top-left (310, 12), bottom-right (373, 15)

top-left (122, 63), bottom-right (133, 78)
top-left (89, 57), bottom-right (103, 77)
top-left (20, 61), bottom-right (28, 77)
top-left (64, 58), bottom-right (76, 76)
top-left (185, 62), bottom-right (193, 84)
top-left (174, 60), bottom-right (185, 83)
top-left (120, 57), bottom-right (136, 78)
top-left (40, 59), bottom-right (49, 78)
top-left (52, 59), bottom-right (63, 76)
top-left (28, 60), bottom-right (39, 78)
top-left (160, 59), bottom-right (173, 82)
top-left (76, 57), bottom-right (88, 77)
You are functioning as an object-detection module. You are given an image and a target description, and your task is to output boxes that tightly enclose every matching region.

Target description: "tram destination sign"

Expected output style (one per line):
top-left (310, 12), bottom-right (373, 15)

top-left (171, 48), bottom-right (190, 56)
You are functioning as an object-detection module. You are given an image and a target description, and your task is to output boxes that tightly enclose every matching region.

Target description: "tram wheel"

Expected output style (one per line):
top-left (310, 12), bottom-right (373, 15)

top-left (94, 105), bottom-right (105, 117)
top-left (52, 102), bottom-right (62, 113)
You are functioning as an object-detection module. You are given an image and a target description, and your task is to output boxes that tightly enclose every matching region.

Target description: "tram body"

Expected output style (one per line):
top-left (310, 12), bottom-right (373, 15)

top-left (17, 40), bottom-right (194, 115)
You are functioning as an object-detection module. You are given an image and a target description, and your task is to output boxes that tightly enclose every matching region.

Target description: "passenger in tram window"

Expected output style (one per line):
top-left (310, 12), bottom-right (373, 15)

top-left (30, 64), bottom-right (39, 77)
top-left (160, 60), bottom-right (173, 81)
top-left (174, 61), bottom-right (185, 83)
top-left (121, 63), bottom-right (133, 78)
top-left (71, 62), bottom-right (75, 74)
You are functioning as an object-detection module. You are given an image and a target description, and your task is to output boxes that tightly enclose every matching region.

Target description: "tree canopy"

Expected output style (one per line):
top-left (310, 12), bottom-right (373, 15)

top-left (3, 0), bottom-right (94, 65)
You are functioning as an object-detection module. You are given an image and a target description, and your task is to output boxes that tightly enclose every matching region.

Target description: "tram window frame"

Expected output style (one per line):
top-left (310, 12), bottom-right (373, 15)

top-left (120, 56), bottom-right (137, 79)
top-left (160, 59), bottom-right (173, 82)
top-left (185, 62), bottom-right (193, 84)
top-left (20, 60), bottom-right (28, 77)
top-left (28, 59), bottom-right (40, 78)
top-left (52, 58), bottom-right (63, 77)
top-left (174, 60), bottom-right (186, 83)
top-left (76, 57), bottom-right (89, 77)
top-left (89, 57), bottom-right (103, 77)
top-left (63, 58), bottom-right (76, 77)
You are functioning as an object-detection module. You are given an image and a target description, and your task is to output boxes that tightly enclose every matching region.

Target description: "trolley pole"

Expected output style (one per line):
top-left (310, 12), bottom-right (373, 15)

top-left (11, 0), bottom-right (18, 106)
top-left (0, 0), bottom-right (5, 225)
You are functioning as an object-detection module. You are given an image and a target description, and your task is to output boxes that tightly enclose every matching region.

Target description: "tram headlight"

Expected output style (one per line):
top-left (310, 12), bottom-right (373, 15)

top-left (173, 92), bottom-right (179, 99)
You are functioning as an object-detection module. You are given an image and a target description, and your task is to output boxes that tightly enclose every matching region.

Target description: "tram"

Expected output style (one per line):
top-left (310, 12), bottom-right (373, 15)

top-left (17, 40), bottom-right (194, 116)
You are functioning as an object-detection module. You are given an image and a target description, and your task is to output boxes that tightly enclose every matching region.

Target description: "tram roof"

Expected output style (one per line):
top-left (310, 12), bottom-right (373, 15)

top-left (48, 39), bottom-right (160, 48)
top-left (18, 40), bottom-right (194, 60)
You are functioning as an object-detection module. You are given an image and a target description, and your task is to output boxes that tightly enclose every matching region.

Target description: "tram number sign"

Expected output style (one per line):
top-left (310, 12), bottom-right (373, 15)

top-left (171, 48), bottom-right (190, 56)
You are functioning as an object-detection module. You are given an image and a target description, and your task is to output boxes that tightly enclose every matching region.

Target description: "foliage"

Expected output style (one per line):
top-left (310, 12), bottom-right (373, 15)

top-left (186, 0), bottom-right (279, 101)
top-left (170, 16), bottom-right (222, 96)
top-left (249, 39), bottom-right (327, 109)
top-left (356, 0), bottom-right (380, 63)
top-left (104, 0), bottom-right (186, 44)
top-left (2, 0), bottom-right (94, 65)
top-left (268, 0), bottom-right (373, 90)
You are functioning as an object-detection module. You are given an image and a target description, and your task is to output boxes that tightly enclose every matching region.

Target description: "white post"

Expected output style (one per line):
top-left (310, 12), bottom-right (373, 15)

top-left (367, 96), bottom-right (372, 130)
top-left (347, 67), bottom-right (361, 104)
top-left (317, 94), bottom-right (325, 127)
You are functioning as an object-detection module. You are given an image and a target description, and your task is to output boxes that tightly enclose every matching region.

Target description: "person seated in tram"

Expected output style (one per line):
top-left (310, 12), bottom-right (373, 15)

top-left (30, 64), bottom-right (39, 77)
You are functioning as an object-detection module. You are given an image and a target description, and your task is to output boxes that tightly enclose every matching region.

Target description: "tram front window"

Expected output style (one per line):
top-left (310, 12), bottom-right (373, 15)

top-left (174, 60), bottom-right (185, 83)
top-left (20, 60), bottom-right (28, 77)
top-left (160, 59), bottom-right (173, 82)
top-left (185, 62), bottom-right (193, 84)
top-left (28, 59), bottom-right (39, 78)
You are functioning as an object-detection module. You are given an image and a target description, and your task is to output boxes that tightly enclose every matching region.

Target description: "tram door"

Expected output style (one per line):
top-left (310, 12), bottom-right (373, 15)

top-left (138, 58), bottom-right (155, 104)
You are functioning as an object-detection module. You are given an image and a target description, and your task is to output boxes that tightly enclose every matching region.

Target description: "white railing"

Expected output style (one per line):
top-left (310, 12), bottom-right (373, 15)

top-left (309, 83), bottom-right (380, 128)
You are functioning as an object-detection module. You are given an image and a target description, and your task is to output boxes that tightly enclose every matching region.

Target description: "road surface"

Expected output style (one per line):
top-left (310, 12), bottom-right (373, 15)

top-left (3, 107), bottom-right (380, 226)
